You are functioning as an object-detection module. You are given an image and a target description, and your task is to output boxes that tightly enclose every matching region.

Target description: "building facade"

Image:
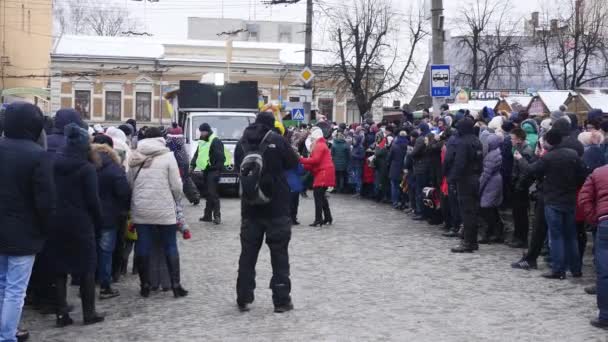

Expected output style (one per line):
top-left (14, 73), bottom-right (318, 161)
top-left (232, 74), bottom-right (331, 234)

top-left (50, 35), bottom-right (354, 123)
top-left (0, 0), bottom-right (53, 105)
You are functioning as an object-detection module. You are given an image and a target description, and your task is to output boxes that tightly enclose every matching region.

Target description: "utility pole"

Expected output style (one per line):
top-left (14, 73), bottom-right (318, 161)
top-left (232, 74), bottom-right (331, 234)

top-left (303, 0), bottom-right (313, 123)
top-left (431, 0), bottom-right (445, 118)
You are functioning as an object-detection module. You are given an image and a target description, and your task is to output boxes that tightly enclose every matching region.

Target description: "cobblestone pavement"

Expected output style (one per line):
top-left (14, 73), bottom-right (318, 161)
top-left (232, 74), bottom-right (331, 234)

top-left (22, 194), bottom-right (606, 342)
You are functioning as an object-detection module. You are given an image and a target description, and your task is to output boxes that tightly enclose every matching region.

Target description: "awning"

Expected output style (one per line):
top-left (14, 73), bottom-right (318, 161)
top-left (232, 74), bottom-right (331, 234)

top-left (1, 87), bottom-right (50, 98)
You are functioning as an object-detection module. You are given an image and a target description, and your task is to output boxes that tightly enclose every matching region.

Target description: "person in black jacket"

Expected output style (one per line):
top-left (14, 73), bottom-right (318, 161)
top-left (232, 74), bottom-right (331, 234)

top-left (411, 123), bottom-right (432, 220)
top-left (190, 123), bottom-right (225, 224)
top-left (40, 123), bottom-right (105, 327)
top-left (515, 129), bottom-right (587, 279)
top-left (91, 139), bottom-right (130, 299)
top-left (450, 118), bottom-right (484, 253)
top-left (234, 112), bottom-right (299, 313)
top-left (0, 102), bottom-right (55, 342)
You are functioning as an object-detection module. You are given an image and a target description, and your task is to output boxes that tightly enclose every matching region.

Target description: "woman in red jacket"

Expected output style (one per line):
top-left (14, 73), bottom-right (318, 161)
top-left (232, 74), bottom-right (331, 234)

top-left (301, 128), bottom-right (336, 227)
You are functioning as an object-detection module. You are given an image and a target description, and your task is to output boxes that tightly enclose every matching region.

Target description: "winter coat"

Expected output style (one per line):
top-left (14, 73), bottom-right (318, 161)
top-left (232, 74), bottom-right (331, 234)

top-left (387, 136), bottom-right (408, 181)
top-left (189, 135), bottom-right (225, 172)
top-left (553, 119), bottom-right (584, 157)
top-left (518, 145), bottom-right (587, 207)
top-left (286, 163), bottom-right (305, 193)
top-left (373, 143), bottom-right (389, 183)
top-left (521, 119), bottom-right (539, 151)
top-left (350, 135), bottom-right (365, 168)
top-left (443, 133), bottom-right (459, 184)
top-left (579, 165), bottom-right (608, 225)
top-left (47, 108), bottom-right (85, 154)
top-left (301, 137), bottom-right (336, 188)
top-left (92, 144), bottom-right (131, 229)
top-left (582, 144), bottom-right (606, 175)
top-left (500, 134), bottom-right (514, 189)
top-left (0, 103), bottom-right (55, 256)
top-left (450, 118), bottom-right (483, 185)
top-left (411, 136), bottom-right (431, 175)
top-left (235, 123), bottom-right (299, 219)
top-left (129, 137), bottom-right (183, 226)
top-left (511, 143), bottom-right (535, 192)
top-left (331, 138), bottom-right (350, 171)
top-left (105, 126), bottom-right (130, 170)
top-left (480, 134), bottom-right (503, 208)
top-left (427, 137), bottom-right (444, 187)
top-left (46, 146), bottom-right (102, 274)
top-left (166, 134), bottom-right (190, 178)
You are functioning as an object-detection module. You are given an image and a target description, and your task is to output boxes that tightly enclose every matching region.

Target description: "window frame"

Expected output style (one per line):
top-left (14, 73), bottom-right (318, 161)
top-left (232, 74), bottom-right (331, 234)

top-left (135, 91), bottom-right (152, 122)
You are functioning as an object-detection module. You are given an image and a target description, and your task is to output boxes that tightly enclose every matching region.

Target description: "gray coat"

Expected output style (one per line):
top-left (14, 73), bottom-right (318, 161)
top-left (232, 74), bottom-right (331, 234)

top-left (480, 134), bottom-right (503, 208)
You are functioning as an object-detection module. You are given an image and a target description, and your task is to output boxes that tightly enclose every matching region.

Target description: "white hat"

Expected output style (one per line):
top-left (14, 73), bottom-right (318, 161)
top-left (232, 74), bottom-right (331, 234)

top-left (310, 127), bottom-right (323, 140)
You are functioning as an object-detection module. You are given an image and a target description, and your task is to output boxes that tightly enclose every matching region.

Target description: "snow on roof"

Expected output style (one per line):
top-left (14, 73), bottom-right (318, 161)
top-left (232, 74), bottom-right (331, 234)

top-left (53, 35), bottom-right (164, 59)
top-left (53, 35), bottom-right (336, 66)
top-left (537, 91), bottom-right (571, 112)
top-left (446, 100), bottom-right (499, 112)
top-left (581, 93), bottom-right (608, 112)
top-left (504, 96), bottom-right (533, 108)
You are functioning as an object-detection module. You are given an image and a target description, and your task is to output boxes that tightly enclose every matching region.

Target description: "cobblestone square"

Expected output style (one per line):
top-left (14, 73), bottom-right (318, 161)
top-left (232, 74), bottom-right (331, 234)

top-left (22, 195), bottom-right (606, 341)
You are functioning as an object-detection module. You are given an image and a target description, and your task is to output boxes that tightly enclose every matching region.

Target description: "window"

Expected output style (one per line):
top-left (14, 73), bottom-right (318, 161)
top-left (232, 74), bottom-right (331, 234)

top-left (279, 24), bottom-right (292, 43)
top-left (105, 91), bottom-right (122, 121)
top-left (289, 96), bottom-right (300, 102)
top-left (136, 92), bottom-right (152, 122)
top-left (246, 24), bottom-right (259, 41)
top-left (318, 98), bottom-right (334, 121)
top-left (74, 90), bottom-right (91, 120)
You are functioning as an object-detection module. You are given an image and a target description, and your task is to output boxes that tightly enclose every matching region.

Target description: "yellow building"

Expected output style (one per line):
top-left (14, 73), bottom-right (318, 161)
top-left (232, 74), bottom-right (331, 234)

top-left (0, 0), bottom-right (53, 109)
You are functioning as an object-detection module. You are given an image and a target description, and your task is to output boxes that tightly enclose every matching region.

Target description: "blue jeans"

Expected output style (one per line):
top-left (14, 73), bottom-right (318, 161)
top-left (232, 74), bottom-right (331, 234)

top-left (135, 225), bottom-right (179, 258)
top-left (596, 222), bottom-right (608, 320)
top-left (390, 179), bottom-right (402, 206)
top-left (415, 173), bottom-right (429, 216)
top-left (351, 167), bottom-right (362, 194)
top-left (0, 254), bottom-right (35, 342)
top-left (544, 205), bottom-right (581, 274)
top-left (97, 229), bottom-right (117, 288)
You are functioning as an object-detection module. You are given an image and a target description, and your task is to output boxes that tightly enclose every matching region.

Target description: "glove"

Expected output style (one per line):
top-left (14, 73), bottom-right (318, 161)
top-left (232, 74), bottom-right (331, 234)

top-left (182, 229), bottom-right (191, 240)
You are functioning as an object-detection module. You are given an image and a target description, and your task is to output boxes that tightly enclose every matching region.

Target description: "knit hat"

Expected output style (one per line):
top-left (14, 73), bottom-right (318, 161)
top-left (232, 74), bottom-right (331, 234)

top-left (145, 127), bottom-right (163, 139)
top-left (540, 118), bottom-right (552, 132)
top-left (65, 123), bottom-right (90, 150)
top-left (255, 112), bottom-right (275, 128)
top-left (550, 110), bottom-right (566, 122)
top-left (118, 124), bottom-right (133, 137)
top-left (588, 109), bottom-right (603, 123)
top-left (198, 123), bottom-right (212, 133)
top-left (501, 121), bottom-right (515, 133)
top-left (544, 129), bottom-right (563, 147)
top-left (93, 134), bottom-right (114, 148)
top-left (3, 102), bottom-right (44, 142)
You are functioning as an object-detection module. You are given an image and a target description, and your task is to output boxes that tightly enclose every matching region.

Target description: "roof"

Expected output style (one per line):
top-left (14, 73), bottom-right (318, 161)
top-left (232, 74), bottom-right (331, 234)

top-left (445, 100), bottom-right (499, 112)
top-left (580, 93), bottom-right (608, 112)
top-left (52, 35), bottom-right (336, 65)
top-left (503, 96), bottom-right (532, 108)
top-left (536, 91), bottom-right (571, 112)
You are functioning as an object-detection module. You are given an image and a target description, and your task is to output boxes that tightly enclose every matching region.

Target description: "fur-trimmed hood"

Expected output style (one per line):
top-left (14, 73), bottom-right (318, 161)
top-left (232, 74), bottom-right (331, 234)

top-left (92, 143), bottom-right (121, 168)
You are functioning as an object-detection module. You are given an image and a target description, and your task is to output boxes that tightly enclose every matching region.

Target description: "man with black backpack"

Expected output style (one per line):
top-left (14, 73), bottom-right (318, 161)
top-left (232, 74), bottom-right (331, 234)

top-left (234, 112), bottom-right (299, 313)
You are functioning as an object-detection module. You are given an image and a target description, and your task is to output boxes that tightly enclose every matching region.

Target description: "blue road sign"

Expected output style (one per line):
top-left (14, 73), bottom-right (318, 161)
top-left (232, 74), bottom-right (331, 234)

top-left (292, 108), bottom-right (305, 121)
top-left (430, 64), bottom-right (451, 97)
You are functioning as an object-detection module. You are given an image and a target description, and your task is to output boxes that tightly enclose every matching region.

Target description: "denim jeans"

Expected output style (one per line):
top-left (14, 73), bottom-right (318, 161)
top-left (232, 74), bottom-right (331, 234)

top-left (544, 205), bottom-right (581, 274)
top-left (97, 229), bottom-right (117, 288)
top-left (135, 225), bottom-right (179, 258)
top-left (351, 167), bottom-right (362, 194)
top-left (0, 254), bottom-right (35, 342)
top-left (390, 179), bottom-right (402, 206)
top-left (596, 221), bottom-right (608, 320)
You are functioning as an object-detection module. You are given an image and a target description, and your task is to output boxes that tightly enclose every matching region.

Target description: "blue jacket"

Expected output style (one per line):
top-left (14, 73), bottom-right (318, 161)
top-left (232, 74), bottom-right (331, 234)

top-left (93, 145), bottom-right (131, 229)
top-left (350, 136), bottom-right (365, 168)
top-left (47, 108), bottom-right (85, 154)
top-left (387, 136), bottom-right (408, 180)
top-left (285, 163), bottom-right (305, 193)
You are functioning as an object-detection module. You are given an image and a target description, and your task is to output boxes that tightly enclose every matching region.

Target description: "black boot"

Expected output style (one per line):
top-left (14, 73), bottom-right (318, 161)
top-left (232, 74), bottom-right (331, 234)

top-left (81, 273), bottom-right (105, 325)
top-left (213, 212), bottom-right (222, 225)
top-left (165, 255), bottom-right (188, 298)
top-left (135, 256), bottom-right (151, 298)
top-left (199, 208), bottom-right (212, 222)
top-left (55, 275), bottom-right (73, 327)
top-left (451, 242), bottom-right (477, 253)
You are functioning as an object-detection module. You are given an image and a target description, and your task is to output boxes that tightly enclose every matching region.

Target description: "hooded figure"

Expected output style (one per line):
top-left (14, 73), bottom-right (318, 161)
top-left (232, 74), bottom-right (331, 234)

top-left (553, 118), bottom-right (584, 157)
top-left (521, 119), bottom-right (539, 151)
top-left (106, 126), bottom-right (131, 168)
top-left (488, 116), bottom-right (504, 137)
top-left (47, 108), bottom-right (85, 153)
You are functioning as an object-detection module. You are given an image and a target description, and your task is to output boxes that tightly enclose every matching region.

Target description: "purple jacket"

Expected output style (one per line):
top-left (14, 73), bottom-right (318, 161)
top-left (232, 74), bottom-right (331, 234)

top-left (480, 134), bottom-right (503, 208)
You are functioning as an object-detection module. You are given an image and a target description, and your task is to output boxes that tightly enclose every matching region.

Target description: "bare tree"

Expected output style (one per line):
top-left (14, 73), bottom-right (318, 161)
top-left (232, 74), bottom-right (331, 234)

top-left (326, 0), bottom-right (427, 117)
top-left (537, 0), bottom-right (608, 90)
top-left (54, 0), bottom-right (142, 37)
top-left (455, 0), bottom-right (522, 90)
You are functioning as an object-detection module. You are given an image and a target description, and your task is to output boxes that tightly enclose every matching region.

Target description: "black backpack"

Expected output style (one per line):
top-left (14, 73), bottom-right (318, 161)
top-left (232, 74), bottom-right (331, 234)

top-left (239, 130), bottom-right (273, 205)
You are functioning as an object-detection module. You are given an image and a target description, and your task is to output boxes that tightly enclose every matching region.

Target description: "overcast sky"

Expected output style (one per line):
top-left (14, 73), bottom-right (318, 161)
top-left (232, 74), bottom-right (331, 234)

top-left (121, 0), bottom-right (542, 39)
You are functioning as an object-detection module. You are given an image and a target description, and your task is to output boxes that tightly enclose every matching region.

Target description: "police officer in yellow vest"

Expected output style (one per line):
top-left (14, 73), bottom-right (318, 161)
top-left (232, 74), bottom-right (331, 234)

top-left (190, 123), bottom-right (225, 224)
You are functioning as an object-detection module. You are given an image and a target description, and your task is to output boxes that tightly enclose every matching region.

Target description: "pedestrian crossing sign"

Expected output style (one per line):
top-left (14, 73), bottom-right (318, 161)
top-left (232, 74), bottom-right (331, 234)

top-left (291, 108), bottom-right (305, 121)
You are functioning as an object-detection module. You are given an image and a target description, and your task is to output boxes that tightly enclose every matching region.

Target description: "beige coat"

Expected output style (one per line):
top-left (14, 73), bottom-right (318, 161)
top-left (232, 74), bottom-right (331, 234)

top-left (128, 137), bottom-right (183, 225)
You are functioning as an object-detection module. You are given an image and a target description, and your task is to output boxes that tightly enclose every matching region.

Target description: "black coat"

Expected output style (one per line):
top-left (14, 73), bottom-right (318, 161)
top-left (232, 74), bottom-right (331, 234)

top-left (518, 145), bottom-right (587, 207)
top-left (387, 137), bottom-right (408, 181)
top-left (450, 119), bottom-right (483, 185)
top-left (411, 136), bottom-right (431, 175)
top-left (44, 148), bottom-right (102, 274)
top-left (235, 124), bottom-right (299, 219)
top-left (94, 146), bottom-right (130, 229)
top-left (0, 108), bottom-right (55, 256)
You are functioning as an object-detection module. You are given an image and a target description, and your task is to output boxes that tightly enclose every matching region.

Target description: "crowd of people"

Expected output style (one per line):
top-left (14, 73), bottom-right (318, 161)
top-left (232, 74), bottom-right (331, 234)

top-left (1, 99), bottom-right (608, 342)
top-left (284, 104), bottom-right (608, 330)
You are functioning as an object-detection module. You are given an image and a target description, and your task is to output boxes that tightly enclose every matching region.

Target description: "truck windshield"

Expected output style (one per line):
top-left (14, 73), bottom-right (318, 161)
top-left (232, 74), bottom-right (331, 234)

top-left (192, 115), bottom-right (254, 141)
